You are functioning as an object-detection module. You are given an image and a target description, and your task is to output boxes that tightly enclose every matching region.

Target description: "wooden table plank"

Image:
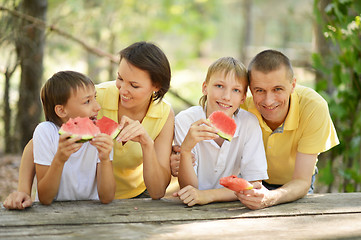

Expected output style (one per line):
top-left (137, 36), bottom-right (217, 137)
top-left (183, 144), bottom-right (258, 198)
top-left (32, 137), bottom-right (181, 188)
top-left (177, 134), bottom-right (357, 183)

top-left (1, 193), bottom-right (360, 227)
top-left (1, 193), bottom-right (361, 239)
top-left (1, 214), bottom-right (361, 239)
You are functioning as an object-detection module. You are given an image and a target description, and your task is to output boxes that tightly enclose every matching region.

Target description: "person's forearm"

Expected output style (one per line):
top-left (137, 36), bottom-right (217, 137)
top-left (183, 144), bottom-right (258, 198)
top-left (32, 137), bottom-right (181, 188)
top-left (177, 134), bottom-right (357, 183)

top-left (17, 158), bottom-right (35, 195)
top-left (178, 151), bottom-right (198, 189)
top-left (142, 141), bottom-right (171, 199)
top-left (17, 140), bottom-right (35, 195)
top-left (268, 179), bottom-right (310, 207)
top-left (204, 188), bottom-right (238, 203)
top-left (97, 161), bottom-right (115, 203)
top-left (37, 159), bottom-right (64, 205)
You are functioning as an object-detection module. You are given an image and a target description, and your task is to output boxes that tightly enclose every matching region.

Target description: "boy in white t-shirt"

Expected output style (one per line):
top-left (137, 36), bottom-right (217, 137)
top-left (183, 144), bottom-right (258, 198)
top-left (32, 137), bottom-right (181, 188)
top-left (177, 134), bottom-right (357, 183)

top-left (34, 71), bottom-right (115, 205)
top-left (173, 57), bottom-right (268, 206)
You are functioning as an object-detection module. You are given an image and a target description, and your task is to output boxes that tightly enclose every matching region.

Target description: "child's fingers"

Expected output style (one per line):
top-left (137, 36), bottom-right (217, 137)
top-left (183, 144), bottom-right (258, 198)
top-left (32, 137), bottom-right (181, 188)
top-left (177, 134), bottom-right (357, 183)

top-left (92, 133), bottom-right (113, 145)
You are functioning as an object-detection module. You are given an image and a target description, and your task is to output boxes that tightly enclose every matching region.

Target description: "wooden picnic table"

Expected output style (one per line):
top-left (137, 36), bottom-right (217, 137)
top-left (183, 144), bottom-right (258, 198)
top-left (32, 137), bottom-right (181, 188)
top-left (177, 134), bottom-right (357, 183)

top-left (1, 192), bottom-right (361, 239)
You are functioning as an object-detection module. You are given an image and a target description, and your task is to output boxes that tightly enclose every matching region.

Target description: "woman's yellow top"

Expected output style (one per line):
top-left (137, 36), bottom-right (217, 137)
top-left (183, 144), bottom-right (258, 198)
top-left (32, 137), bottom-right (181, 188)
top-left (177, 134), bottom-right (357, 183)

top-left (96, 81), bottom-right (171, 198)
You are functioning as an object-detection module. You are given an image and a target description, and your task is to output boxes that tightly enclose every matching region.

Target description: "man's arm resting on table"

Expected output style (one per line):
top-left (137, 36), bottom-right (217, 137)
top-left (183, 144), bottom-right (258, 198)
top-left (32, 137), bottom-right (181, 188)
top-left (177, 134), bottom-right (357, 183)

top-left (271, 152), bottom-right (318, 205)
top-left (236, 152), bottom-right (317, 209)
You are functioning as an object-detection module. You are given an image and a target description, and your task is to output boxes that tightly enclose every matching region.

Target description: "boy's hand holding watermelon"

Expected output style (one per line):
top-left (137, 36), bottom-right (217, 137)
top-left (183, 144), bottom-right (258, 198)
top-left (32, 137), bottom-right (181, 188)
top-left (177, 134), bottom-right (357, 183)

top-left (181, 119), bottom-right (219, 152)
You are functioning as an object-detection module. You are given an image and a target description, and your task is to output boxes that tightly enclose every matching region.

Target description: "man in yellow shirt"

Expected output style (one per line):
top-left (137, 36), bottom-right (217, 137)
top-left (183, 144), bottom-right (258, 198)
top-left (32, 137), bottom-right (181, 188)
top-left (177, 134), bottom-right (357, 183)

top-left (235, 49), bottom-right (339, 209)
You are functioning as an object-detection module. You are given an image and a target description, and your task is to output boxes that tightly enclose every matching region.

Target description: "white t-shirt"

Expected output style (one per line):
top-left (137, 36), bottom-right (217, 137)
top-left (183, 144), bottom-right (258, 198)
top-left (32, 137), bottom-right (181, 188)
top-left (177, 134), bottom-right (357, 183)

top-left (174, 106), bottom-right (268, 190)
top-left (33, 121), bottom-right (108, 201)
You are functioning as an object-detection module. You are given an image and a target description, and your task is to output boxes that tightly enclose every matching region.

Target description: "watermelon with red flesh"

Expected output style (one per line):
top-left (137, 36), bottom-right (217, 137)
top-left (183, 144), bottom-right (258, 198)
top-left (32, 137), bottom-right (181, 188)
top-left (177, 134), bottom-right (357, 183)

top-left (96, 116), bottom-right (121, 139)
top-left (59, 116), bottom-right (121, 142)
top-left (208, 111), bottom-right (236, 141)
top-left (59, 117), bottom-right (100, 142)
top-left (219, 175), bottom-right (253, 192)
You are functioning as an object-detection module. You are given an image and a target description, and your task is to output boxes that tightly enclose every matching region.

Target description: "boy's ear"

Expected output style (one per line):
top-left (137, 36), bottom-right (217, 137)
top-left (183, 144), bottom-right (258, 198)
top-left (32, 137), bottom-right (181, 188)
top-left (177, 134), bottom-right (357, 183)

top-left (54, 105), bottom-right (67, 118)
top-left (240, 93), bottom-right (247, 105)
top-left (201, 81), bottom-right (208, 95)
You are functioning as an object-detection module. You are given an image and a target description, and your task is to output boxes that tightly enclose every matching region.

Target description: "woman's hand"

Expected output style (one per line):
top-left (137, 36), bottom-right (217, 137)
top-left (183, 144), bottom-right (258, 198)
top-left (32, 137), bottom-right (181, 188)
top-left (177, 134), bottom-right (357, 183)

top-left (116, 115), bottom-right (153, 146)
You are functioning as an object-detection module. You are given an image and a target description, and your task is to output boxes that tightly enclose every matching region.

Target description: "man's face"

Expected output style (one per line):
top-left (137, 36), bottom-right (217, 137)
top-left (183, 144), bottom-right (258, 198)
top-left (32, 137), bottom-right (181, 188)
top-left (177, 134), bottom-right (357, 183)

top-left (249, 66), bottom-right (296, 130)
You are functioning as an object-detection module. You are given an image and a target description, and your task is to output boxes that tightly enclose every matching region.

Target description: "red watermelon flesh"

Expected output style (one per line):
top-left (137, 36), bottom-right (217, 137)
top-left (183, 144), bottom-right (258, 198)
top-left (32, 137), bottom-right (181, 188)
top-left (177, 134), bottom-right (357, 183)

top-left (208, 111), bottom-right (236, 141)
top-left (59, 116), bottom-right (121, 142)
top-left (95, 116), bottom-right (121, 139)
top-left (59, 117), bottom-right (100, 142)
top-left (219, 175), bottom-right (253, 192)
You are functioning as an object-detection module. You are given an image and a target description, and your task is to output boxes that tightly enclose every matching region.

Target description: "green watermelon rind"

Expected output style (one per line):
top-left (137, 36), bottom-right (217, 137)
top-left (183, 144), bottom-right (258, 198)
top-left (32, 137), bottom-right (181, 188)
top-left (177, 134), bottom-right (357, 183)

top-left (58, 129), bottom-right (94, 142)
top-left (217, 131), bottom-right (233, 142)
top-left (110, 128), bottom-right (121, 140)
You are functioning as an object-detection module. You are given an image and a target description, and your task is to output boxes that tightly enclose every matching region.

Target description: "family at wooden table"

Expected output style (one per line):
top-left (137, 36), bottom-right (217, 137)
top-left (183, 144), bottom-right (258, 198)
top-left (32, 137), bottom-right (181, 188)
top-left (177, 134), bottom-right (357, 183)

top-left (3, 41), bottom-right (339, 210)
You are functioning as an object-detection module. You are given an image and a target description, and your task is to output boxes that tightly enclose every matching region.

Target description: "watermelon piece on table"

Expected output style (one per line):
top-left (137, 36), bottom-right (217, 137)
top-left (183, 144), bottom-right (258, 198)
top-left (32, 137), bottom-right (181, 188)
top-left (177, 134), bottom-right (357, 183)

top-left (208, 111), bottom-right (236, 141)
top-left (59, 117), bottom-right (100, 142)
top-left (59, 116), bottom-right (121, 142)
top-left (219, 175), bottom-right (253, 192)
top-left (96, 116), bottom-right (121, 139)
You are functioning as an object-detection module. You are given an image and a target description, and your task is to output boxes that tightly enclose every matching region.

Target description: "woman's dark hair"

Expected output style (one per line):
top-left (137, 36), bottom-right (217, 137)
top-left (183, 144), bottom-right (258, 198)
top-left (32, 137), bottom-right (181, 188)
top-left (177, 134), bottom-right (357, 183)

top-left (119, 41), bottom-right (171, 101)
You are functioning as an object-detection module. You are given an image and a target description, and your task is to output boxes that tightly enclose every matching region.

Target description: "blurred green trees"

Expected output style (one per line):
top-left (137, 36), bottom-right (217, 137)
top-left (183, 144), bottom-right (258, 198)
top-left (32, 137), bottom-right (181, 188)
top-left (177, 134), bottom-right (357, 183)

top-left (313, 0), bottom-right (361, 192)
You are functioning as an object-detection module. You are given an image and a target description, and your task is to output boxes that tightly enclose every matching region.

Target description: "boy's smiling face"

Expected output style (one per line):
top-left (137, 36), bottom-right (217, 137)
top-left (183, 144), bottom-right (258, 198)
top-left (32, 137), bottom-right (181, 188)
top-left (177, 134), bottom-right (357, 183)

top-left (60, 85), bottom-right (100, 123)
top-left (202, 70), bottom-right (247, 118)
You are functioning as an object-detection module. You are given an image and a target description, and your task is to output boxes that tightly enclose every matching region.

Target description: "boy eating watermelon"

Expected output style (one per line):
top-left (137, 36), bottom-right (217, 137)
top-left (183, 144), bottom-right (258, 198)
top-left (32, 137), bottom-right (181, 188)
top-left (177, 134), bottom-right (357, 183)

top-left (173, 57), bottom-right (268, 206)
top-left (33, 71), bottom-right (115, 205)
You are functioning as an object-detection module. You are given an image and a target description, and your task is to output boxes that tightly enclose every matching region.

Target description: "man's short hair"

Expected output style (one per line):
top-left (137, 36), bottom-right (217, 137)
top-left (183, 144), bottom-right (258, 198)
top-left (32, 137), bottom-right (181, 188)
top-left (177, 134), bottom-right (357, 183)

top-left (247, 50), bottom-right (294, 83)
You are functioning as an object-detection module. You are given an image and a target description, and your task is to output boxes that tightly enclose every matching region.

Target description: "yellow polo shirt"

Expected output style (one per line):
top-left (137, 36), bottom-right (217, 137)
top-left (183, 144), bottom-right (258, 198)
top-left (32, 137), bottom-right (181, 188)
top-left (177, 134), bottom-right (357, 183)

top-left (96, 81), bottom-right (171, 198)
top-left (241, 85), bottom-right (339, 185)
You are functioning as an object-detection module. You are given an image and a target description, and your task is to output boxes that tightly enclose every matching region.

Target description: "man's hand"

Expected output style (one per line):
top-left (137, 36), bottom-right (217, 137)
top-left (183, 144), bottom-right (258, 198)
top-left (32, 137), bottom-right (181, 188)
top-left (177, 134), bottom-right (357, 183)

top-left (235, 182), bottom-right (271, 210)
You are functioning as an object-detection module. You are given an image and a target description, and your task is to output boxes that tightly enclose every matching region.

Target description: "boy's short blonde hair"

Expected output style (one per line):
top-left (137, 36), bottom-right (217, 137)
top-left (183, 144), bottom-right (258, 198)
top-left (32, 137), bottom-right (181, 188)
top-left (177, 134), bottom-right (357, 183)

top-left (41, 71), bottom-right (94, 127)
top-left (199, 57), bottom-right (247, 109)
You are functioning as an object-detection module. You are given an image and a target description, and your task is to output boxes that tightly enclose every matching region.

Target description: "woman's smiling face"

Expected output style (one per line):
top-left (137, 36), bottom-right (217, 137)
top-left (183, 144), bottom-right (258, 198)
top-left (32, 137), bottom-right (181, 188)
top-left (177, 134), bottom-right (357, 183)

top-left (116, 59), bottom-right (159, 110)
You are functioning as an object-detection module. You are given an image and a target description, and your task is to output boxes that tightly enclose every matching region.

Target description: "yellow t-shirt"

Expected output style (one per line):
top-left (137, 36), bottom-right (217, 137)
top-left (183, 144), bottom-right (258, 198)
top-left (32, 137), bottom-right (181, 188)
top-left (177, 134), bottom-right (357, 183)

top-left (241, 85), bottom-right (339, 185)
top-left (96, 81), bottom-right (171, 198)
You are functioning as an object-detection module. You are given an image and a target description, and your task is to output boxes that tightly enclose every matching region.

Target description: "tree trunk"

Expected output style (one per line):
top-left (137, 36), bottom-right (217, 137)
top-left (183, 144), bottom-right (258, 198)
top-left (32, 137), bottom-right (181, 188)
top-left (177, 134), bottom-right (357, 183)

top-left (240, 0), bottom-right (252, 63)
top-left (3, 57), bottom-right (18, 153)
top-left (15, 0), bottom-right (47, 151)
top-left (313, 0), bottom-right (334, 94)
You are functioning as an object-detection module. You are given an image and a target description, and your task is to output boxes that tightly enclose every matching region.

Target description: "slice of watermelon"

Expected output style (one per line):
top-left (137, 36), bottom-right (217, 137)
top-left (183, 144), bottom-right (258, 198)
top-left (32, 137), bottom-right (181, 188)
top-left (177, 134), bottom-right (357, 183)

top-left (96, 116), bottom-right (121, 139)
top-left (59, 117), bottom-right (100, 142)
top-left (208, 111), bottom-right (236, 141)
top-left (219, 175), bottom-right (253, 192)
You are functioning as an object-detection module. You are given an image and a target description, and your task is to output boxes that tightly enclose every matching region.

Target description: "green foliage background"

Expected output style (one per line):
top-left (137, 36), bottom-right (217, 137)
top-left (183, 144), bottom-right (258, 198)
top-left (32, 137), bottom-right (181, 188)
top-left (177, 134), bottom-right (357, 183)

top-left (313, 0), bottom-right (361, 192)
top-left (3, 0), bottom-right (361, 193)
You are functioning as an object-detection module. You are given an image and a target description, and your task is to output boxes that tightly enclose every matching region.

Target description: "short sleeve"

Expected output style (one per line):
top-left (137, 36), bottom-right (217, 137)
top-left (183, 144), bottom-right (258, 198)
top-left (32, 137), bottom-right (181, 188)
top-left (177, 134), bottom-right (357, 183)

top-left (33, 122), bottom-right (60, 166)
top-left (298, 98), bottom-right (339, 154)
